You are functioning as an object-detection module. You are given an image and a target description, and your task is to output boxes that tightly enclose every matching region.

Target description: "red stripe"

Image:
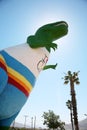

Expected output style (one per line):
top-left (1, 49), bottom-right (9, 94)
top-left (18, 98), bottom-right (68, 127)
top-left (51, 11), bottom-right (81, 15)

top-left (0, 58), bottom-right (29, 97)
top-left (0, 62), bottom-right (7, 72)
top-left (8, 76), bottom-right (29, 97)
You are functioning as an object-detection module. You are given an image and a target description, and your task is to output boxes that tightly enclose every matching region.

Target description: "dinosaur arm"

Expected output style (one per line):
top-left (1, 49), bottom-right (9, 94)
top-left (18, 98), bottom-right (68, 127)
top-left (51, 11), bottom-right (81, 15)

top-left (43, 63), bottom-right (57, 70)
top-left (46, 43), bottom-right (57, 52)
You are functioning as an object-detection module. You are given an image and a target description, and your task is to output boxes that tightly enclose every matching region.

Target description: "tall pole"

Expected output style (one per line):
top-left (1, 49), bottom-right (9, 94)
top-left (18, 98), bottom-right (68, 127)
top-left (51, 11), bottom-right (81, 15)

top-left (31, 117), bottom-right (33, 129)
top-left (24, 115), bottom-right (28, 128)
top-left (34, 116), bottom-right (36, 130)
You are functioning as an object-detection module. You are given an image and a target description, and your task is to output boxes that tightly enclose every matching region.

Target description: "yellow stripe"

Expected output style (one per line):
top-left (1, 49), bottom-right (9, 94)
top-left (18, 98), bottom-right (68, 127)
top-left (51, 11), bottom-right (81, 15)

top-left (8, 72), bottom-right (31, 93)
top-left (0, 55), bottom-right (6, 62)
top-left (7, 66), bottom-right (32, 91)
top-left (0, 54), bottom-right (33, 94)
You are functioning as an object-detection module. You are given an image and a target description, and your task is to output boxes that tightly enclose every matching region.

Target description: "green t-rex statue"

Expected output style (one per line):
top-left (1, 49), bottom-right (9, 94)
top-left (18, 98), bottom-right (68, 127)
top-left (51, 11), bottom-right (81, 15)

top-left (0, 21), bottom-right (68, 130)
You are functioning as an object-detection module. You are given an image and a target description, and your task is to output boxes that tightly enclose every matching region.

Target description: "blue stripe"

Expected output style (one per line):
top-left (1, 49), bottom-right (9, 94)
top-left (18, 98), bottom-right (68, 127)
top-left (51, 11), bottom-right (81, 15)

top-left (0, 50), bottom-right (36, 87)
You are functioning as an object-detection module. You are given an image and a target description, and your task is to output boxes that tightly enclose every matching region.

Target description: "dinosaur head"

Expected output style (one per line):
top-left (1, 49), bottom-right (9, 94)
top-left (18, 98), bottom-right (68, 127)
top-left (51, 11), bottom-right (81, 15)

top-left (27, 21), bottom-right (68, 52)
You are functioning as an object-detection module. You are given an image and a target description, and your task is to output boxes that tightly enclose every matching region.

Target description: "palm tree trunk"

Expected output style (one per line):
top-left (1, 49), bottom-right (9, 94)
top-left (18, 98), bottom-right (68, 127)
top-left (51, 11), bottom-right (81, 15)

top-left (70, 79), bottom-right (79, 130)
top-left (70, 108), bottom-right (74, 130)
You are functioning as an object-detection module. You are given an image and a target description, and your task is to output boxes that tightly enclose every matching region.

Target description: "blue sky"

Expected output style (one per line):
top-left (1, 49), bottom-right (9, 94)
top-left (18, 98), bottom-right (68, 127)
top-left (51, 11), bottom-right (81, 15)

top-left (0, 0), bottom-right (87, 128)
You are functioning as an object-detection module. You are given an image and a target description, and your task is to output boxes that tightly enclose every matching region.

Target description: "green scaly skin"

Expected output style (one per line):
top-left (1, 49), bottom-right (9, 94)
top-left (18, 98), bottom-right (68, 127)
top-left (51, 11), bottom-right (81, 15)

top-left (27, 21), bottom-right (68, 70)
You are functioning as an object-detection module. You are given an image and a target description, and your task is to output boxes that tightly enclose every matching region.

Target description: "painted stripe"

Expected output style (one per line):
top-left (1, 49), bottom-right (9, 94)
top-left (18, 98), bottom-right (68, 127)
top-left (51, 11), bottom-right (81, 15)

top-left (8, 76), bottom-right (29, 97)
top-left (7, 66), bottom-right (33, 97)
top-left (8, 72), bottom-right (30, 92)
top-left (0, 52), bottom-right (34, 97)
top-left (8, 69), bottom-right (32, 96)
top-left (7, 67), bottom-right (32, 92)
top-left (0, 55), bottom-right (7, 72)
top-left (0, 50), bottom-right (36, 87)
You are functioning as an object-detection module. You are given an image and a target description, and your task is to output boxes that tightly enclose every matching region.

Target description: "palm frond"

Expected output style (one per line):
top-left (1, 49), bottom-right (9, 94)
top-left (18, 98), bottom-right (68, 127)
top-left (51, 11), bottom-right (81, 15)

top-left (75, 81), bottom-right (80, 85)
top-left (64, 80), bottom-right (69, 84)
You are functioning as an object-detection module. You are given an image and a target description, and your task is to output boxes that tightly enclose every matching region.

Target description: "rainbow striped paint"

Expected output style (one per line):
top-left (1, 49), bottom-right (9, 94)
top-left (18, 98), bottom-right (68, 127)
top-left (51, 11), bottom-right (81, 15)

top-left (0, 50), bottom-right (36, 97)
top-left (0, 50), bottom-right (36, 125)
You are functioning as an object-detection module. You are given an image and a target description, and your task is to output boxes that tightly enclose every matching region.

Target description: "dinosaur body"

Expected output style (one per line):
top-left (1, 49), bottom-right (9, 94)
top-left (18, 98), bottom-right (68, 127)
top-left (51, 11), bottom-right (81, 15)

top-left (0, 21), bottom-right (68, 129)
top-left (0, 44), bottom-right (49, 128)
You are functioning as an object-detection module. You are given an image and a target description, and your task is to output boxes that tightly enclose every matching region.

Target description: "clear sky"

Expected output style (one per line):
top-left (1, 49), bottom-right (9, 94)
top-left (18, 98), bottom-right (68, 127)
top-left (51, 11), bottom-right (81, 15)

top-left (0, 0), bottom-right (87, 128)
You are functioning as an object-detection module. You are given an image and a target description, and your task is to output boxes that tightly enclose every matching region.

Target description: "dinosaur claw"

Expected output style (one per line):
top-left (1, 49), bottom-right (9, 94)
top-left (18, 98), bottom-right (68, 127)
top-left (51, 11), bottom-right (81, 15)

top-left (51, 43), bottom-right (57, 51)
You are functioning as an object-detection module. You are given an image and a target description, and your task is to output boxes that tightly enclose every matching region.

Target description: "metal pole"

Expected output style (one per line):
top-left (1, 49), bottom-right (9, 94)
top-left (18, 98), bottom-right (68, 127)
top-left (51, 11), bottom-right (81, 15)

top-left (31, 117), bottom-right (33, 129)
top-left (34, 116), bottom-right (36, 130)
top-left (24, 115), bottom-right (28, 128)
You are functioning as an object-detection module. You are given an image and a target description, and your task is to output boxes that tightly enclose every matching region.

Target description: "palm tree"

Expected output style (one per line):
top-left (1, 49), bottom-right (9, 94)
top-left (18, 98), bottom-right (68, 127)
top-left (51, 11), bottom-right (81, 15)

top-left (63, 71), bottom-right (80, 130)
top-left (66, 100), bottom-right (74, 130)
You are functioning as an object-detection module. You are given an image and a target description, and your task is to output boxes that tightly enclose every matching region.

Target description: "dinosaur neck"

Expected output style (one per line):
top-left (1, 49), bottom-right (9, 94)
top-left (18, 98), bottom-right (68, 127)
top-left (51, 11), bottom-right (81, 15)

top-left (27, 42), bottom-right (51, 53)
